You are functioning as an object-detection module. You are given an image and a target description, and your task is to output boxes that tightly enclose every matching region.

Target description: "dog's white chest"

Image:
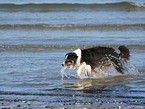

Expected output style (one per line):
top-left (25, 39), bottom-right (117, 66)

top-left (77, 62), bottom-right (92, 77)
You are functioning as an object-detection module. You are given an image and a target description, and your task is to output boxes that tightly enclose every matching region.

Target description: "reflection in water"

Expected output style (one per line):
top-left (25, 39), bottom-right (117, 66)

top-left (62, 74), bottom-right (132, 90)
top-left (60, 73), bottom-right (145, 109)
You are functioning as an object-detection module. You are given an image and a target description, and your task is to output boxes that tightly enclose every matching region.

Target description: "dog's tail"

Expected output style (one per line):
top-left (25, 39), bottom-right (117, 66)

top-left (118, 45), bottom-right (130, 61)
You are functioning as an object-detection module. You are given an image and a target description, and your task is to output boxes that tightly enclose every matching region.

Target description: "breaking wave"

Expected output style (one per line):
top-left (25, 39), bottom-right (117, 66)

top-left (0, 2), bottom-right (145, 9)
top-left (0, 44), bottom-right (145, 50)
top-left (0, 24), bottom-right (145, 31)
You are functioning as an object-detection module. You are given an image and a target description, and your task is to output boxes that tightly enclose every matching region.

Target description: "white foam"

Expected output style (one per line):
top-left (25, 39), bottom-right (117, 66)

top-left (130, 2), bottom-right (145, 7)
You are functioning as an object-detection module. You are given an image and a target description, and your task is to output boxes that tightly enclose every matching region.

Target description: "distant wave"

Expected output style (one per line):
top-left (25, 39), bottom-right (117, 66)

top-left (0, 2), bottom-right (145, 9)
top-left (0, 44), bottom-right (145, 50)
top-left (0, 24), bottom-right (145, 31)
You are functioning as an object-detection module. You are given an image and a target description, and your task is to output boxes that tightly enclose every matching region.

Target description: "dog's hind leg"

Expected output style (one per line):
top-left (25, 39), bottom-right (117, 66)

top-left (110, 59), bottom-right (124, 74)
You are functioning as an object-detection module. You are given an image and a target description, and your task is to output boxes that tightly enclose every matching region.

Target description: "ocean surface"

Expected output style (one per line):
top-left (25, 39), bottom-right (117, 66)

top-left (0, 0), bottom-right (145, 108)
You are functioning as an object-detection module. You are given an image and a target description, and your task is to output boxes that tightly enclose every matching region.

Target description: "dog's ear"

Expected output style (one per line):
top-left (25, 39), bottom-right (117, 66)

top-left (65, 53), bottom-right (71, 57)
top-left (72, 53), bottom-right (78, 58)
top-left (65, 53), bottom-right (68, 57)
top-left (65, 53), bottom-right (78, 59)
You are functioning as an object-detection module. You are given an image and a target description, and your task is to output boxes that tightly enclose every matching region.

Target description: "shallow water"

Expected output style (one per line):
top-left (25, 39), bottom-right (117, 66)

top-left (0, 48), bottom-right (144, 108)
top-left (0, 0), bottom-right (145, 108)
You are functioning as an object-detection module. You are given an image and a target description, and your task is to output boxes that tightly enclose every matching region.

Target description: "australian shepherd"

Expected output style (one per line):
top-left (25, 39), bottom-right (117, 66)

top-left (62, 45), bottom-right (130, 77)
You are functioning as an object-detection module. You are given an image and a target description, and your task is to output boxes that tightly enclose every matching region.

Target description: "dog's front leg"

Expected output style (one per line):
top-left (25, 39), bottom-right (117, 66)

top-left (77, 66), bottom-right (83, 77)
top-left (77, 64), bottom-right (92, 77)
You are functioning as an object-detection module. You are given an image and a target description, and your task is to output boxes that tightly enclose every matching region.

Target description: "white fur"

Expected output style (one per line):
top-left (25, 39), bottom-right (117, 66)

top-left (77, 62), bottom-right (92, 77)
top-left (73, 49), bottom-right (81, 67)
top-left (65, 55), bottom-right (68, 60)
top-left (73, 49), bottom-right (92, 77)
top-left (63, 49), bottom-right (93, 77)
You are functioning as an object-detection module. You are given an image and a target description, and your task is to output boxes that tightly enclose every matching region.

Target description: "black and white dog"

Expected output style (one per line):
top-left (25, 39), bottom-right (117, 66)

top-left (62, 45), bottom-right (130, 77)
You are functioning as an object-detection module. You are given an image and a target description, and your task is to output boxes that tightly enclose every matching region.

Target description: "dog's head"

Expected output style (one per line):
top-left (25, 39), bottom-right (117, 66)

top-left (62, 52), bottom-right (78, 67)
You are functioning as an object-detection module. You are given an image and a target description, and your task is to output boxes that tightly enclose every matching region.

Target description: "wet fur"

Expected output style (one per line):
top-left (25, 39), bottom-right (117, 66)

top-left (62, 45), bottom-right (130, 77)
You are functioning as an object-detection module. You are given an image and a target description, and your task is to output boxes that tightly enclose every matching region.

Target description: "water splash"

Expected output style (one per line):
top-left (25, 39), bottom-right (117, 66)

top-left (61, 61), bottom-right (140, 80)
top-left (124, 63), bottom-right (140, 75)
top-left (61, 67), bottom-right (66, 80)
top-left (61, 67), bottom-right (78, 80)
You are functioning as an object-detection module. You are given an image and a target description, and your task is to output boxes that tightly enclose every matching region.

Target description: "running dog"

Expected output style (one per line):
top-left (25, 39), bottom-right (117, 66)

top-left (62, 45), bottom-right (130, 77)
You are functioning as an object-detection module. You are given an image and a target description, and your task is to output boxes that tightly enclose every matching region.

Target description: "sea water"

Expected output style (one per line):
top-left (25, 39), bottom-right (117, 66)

top-left (0, 0), bottom-right (145, 108)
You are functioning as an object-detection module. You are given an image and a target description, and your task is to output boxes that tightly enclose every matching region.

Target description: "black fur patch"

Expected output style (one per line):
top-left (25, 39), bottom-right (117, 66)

top-left (80, 46), bottom-right (129, 74)
top-left (64, 53), bottom-right (78, 66)
top-left (63, 45), bottom-right (130, 74)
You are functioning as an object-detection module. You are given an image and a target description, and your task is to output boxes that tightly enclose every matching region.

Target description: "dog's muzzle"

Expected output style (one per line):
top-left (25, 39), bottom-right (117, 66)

top-left (62, 61), bottom-right (73, 67)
